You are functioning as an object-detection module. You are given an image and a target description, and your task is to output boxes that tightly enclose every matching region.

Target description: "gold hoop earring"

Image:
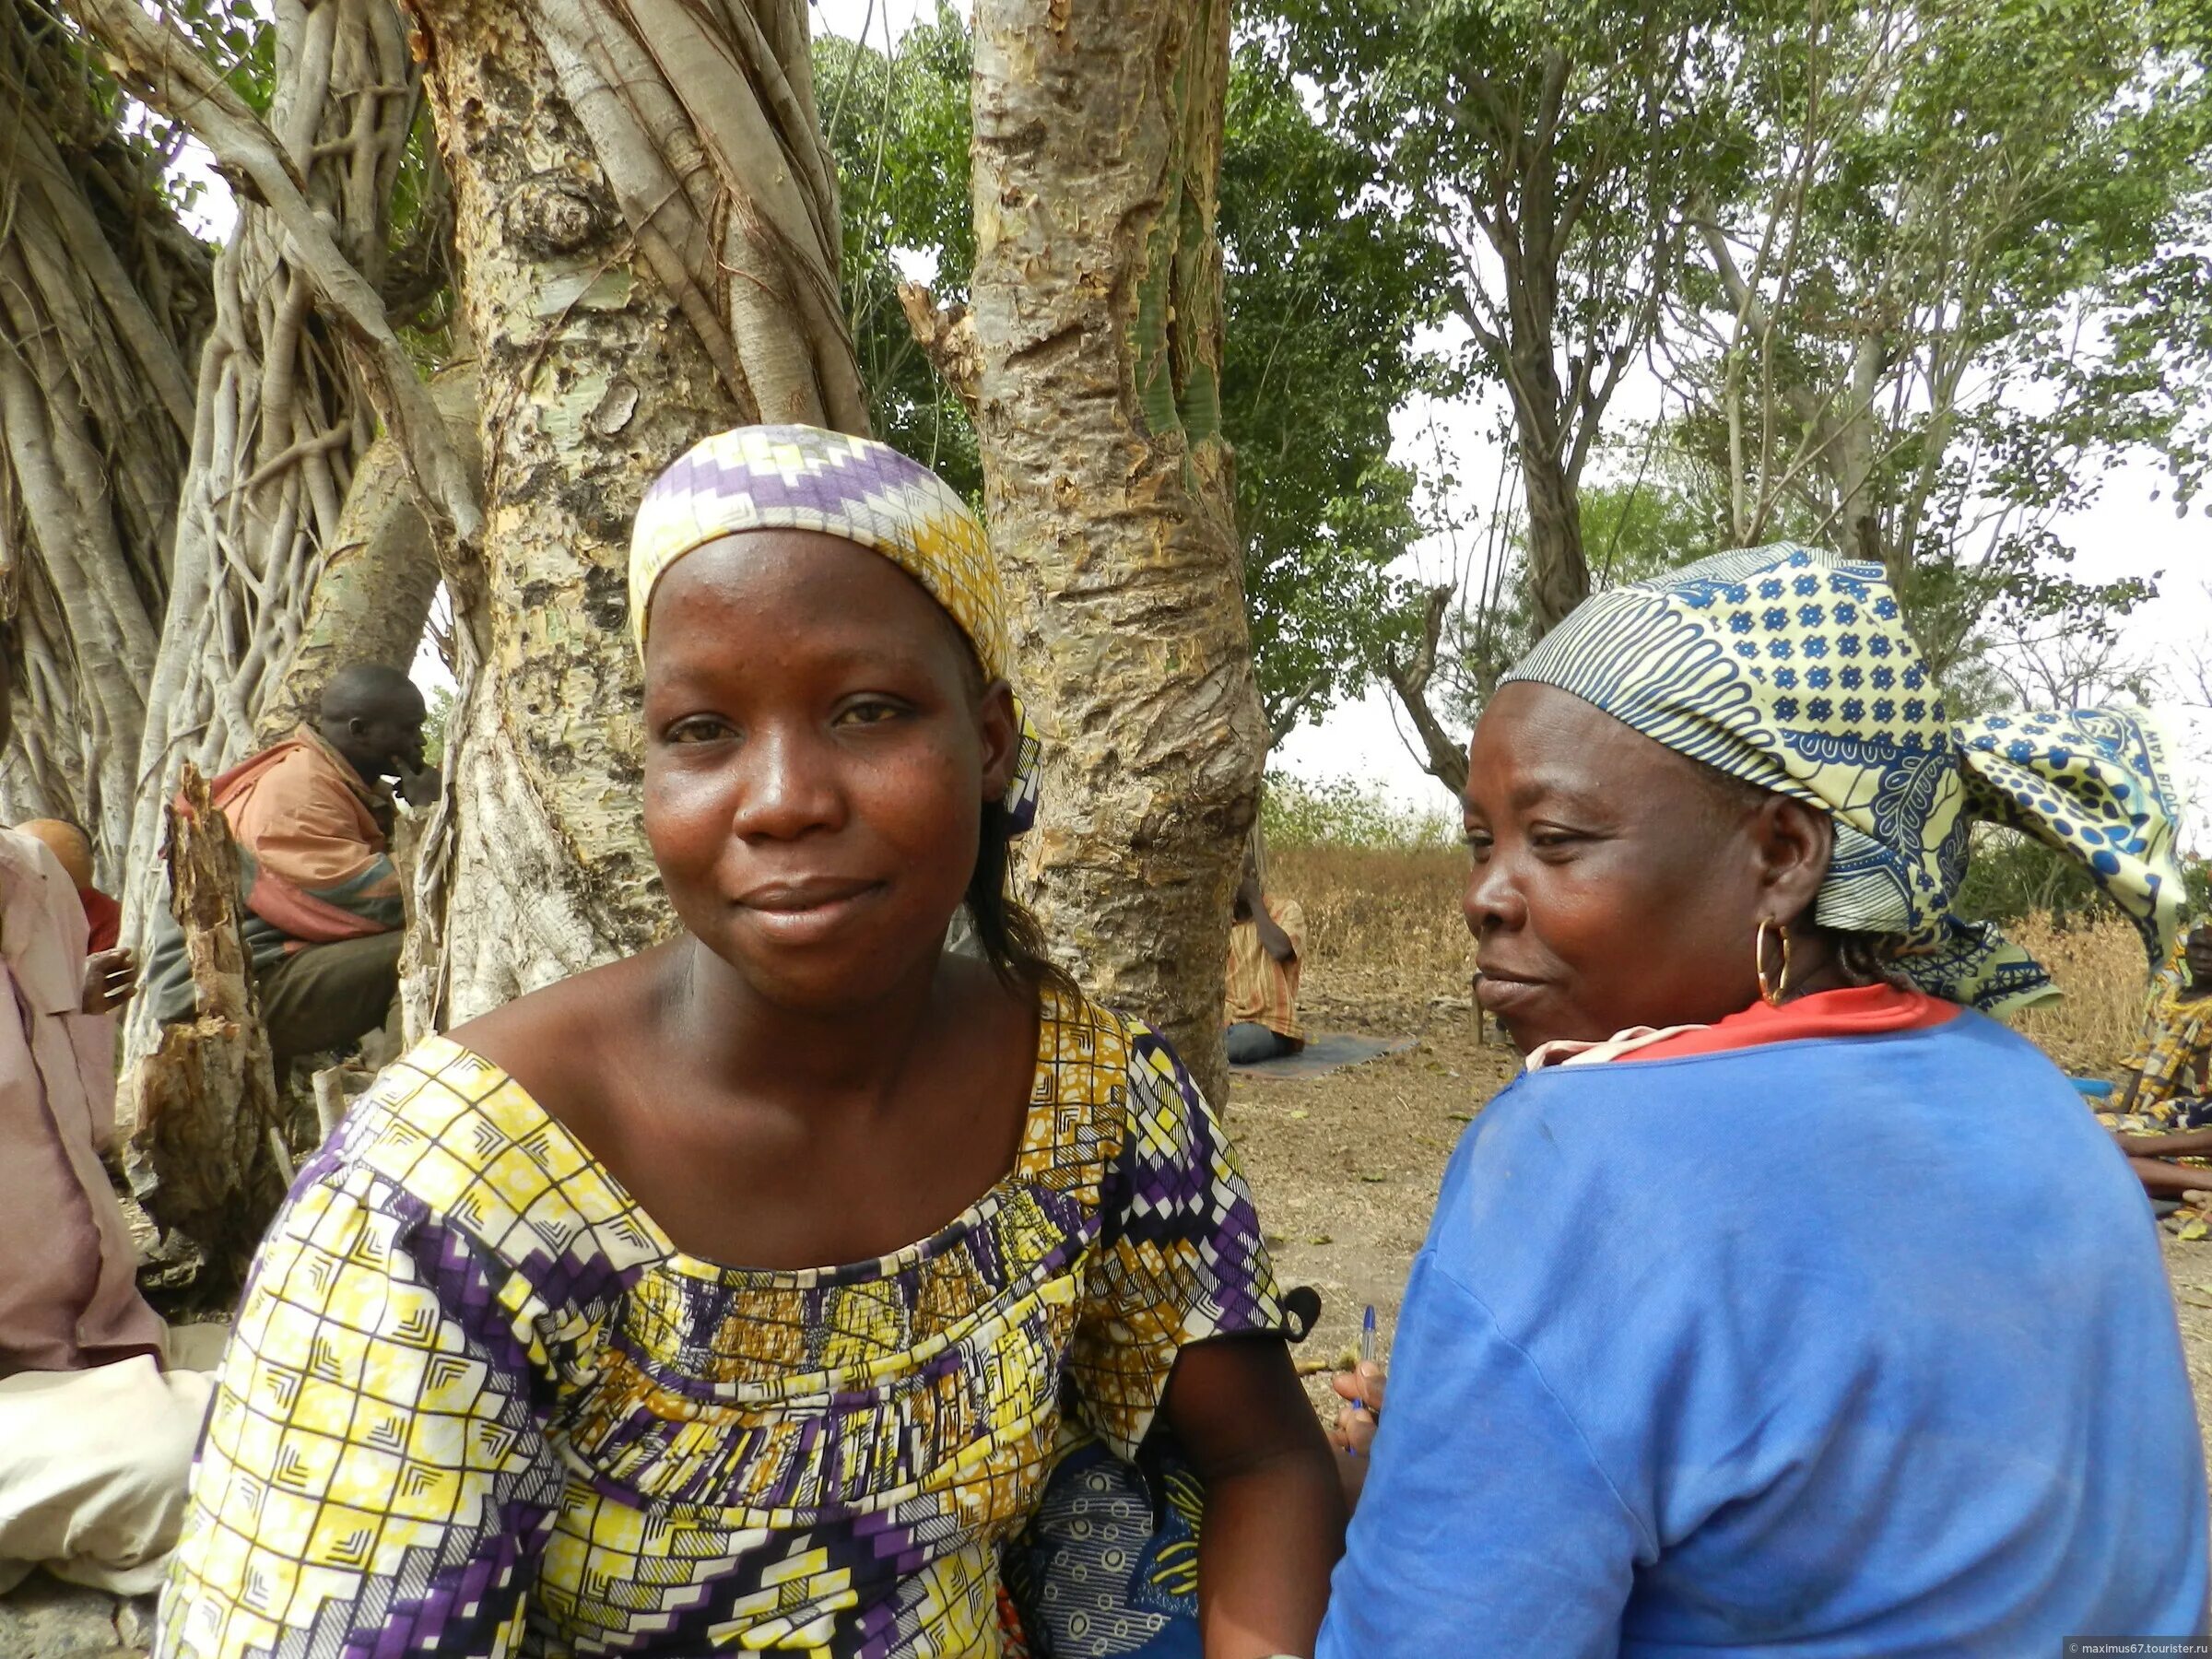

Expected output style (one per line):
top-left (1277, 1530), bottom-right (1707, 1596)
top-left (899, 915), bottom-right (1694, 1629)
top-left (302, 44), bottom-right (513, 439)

top-left (1756, 917), bottom-right (1791, 1007)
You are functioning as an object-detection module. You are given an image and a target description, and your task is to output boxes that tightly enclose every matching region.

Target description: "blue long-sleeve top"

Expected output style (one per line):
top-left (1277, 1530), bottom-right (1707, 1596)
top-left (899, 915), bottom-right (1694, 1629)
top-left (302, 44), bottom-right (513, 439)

top-left (1320, 1009), bottom-right (2207, 1656)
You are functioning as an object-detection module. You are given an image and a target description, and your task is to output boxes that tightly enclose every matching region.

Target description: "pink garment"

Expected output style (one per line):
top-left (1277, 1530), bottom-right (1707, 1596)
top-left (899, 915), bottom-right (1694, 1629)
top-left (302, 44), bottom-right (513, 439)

top-left (0, 828), bottom-right (166, 1376)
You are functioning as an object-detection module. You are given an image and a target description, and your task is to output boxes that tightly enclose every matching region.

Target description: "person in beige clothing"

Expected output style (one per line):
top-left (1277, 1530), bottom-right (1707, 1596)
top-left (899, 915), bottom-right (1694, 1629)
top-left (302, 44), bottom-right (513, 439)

top-left (0, 654), bottom-right (214, 1596)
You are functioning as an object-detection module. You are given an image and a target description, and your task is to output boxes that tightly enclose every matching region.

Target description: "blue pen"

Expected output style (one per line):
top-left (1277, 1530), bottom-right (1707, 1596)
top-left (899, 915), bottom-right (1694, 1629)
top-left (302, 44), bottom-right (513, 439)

top-left (1348, 1304), bottom-right (1377, 1454)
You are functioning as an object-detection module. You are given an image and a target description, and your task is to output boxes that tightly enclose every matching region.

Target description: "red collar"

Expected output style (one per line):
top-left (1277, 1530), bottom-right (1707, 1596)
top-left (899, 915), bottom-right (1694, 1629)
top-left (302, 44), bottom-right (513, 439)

top-left (1621, 983), bottom-right (1959, 1063)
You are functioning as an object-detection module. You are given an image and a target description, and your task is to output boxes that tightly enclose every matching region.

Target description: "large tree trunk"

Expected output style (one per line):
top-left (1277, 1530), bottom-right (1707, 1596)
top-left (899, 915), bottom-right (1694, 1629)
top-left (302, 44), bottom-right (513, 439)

top-left (398, 0), bottom-right (865, 1029)
top-left (967, 0), bottom-right (1265, 1101)
top-left (115, 0), bottom-right (426, 985)
top-left (0, 0), bottom-right (206, 865)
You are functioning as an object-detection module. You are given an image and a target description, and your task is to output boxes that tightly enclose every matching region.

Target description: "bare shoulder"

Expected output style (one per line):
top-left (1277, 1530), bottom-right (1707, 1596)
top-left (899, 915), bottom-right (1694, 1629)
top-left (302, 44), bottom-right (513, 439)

top-left (448, 947), bottom-right (673, 1115)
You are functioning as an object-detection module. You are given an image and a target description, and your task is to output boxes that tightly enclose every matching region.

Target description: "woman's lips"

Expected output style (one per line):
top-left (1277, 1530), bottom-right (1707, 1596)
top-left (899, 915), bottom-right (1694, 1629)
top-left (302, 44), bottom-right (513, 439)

top-left (1474, 970), bottom-right (1547, 1015)
top-left (734, 877), bottom-right (884, 942)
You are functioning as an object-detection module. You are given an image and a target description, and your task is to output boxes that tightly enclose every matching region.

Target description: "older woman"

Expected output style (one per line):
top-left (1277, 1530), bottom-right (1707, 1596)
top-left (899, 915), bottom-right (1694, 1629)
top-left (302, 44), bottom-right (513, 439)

top-left (1321, 546), bottom-right (2206, 1653)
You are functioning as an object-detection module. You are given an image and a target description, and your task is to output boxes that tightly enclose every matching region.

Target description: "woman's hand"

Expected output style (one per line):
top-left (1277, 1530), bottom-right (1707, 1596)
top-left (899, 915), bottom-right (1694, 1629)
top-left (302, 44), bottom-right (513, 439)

top-left (81, 947), bottom-right (136, 1015)
top-left (1325, 1361), bottom-right (1386, 1508)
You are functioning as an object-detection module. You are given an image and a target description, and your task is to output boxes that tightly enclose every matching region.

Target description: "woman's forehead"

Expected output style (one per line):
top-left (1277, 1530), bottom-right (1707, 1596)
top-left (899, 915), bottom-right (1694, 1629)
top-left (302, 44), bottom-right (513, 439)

top-left (643, 532), bottom-right (980, 680)
top-left (1467, 682), bottom-right (1702, 805)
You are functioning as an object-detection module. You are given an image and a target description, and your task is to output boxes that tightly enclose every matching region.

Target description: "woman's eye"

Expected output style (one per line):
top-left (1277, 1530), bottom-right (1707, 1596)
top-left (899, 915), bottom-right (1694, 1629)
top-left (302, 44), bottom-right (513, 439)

top-left (1464, 831), bottom-right (1492, 858)
top-left (1530, 830), bottom-right (1582, 852)
top-left (665, 716), bottom-right (733, 744)
top-left (835, 698), bottom-right (906, 726)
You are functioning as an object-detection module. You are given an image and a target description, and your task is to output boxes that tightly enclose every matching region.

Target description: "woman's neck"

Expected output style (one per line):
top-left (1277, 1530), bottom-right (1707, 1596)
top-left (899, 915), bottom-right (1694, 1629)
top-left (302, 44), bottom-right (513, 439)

top-left (665, 936), bottom-right (952, 1121)
top-left (1775, 929), bottom-right (1851, 1005)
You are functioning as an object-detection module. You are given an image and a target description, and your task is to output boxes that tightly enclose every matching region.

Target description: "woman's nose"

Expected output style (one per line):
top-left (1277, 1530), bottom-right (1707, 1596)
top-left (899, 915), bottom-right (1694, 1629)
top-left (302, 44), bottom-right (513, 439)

top-left (1463, 853), bottom-right (1526, 934)
top-left (729, 726), bottom-right (842, 840)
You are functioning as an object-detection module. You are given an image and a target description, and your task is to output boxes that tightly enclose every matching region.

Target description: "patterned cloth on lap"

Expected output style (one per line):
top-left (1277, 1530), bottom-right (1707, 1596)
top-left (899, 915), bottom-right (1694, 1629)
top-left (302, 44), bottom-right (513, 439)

top-left (155, 986), bottom-right (1279, 1659)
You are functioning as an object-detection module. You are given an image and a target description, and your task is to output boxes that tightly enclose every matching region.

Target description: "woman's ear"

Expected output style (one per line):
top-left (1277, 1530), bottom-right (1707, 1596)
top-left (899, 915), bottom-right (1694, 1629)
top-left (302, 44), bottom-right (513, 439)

top-left (977, 678), bottom-right (1020, 804)
top-left (1753, 796), bottom-right (1833, 924)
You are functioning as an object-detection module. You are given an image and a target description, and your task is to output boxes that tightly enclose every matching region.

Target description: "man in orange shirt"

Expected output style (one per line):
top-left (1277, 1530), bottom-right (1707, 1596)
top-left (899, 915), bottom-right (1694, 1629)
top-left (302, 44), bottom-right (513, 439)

top-left (144, 664), bottom-right (432, 1077)
top-left (1224, 839), bottom-right (1306, 1064)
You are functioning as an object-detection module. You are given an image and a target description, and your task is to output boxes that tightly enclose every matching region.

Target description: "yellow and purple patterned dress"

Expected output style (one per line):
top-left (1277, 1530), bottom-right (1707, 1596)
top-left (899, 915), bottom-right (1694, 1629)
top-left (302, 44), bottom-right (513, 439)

top-left (157, 986), bottom-right (1280, 1658)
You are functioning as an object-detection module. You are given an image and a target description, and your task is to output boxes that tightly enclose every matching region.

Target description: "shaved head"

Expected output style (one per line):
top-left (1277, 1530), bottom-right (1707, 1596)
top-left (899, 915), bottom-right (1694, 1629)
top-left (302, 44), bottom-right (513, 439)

top-left (17, 818), bottom-right (93, 888)
top-left (317, 663), bottom-right (429, 783)
top-left (321, 663), bottom-right (426, 726)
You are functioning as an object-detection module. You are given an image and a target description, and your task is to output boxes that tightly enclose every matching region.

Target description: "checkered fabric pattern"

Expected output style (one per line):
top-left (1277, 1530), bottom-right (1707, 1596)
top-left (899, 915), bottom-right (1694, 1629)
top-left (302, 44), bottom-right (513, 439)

top-left (629, 425), bottom-right (1041, 833)
top-left (156, 989), bottom-right (1280, 1659)
top-left (2127, 971), bottom-right (2212, 1123)
top-left (1503, 544), bottom-right (2184, 1013)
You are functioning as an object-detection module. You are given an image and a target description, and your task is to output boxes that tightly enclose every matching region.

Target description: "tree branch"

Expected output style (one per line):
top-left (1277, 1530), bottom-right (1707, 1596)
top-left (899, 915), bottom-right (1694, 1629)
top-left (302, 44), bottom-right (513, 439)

top-left (1265, 668), bottom-right (1331, 747)
top-left (70, 0), bottom-right (482, 549)
top-left (897, 280), bottom-right (980, 417)
top-left (1381, 584), bottom-right (1469, 795)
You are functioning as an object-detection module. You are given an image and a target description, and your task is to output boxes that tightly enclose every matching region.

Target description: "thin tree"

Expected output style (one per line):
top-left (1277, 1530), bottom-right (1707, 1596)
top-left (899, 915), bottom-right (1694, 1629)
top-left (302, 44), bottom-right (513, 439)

top-left (961, 0), bottom-right (1263, 1099)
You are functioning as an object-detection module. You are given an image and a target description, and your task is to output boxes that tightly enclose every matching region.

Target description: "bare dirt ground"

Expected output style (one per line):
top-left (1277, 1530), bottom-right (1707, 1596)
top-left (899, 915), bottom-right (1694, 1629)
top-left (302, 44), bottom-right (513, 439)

top-left (1230, 945), bottom-right (2212, 1469)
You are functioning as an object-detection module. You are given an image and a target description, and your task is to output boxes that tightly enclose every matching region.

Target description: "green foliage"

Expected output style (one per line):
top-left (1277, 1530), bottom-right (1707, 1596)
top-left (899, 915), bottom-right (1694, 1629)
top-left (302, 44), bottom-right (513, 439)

top-left (1218, 39), bottom-right (1447, 732)
top-left (1954, 828), bottom-right (2115, 931)
top-left (420, 685), bottom-right (455, 769)
top-left (1263, 0), bottom-right (1786, 631)
top-left (1954, 837), bottom-right (2209, 935)
top-left (1261, 772), bottom-right (1457, 849)
top-left (817, 15), bottom-right (1443, 733)
top-left (818, 13), bottom-right (982, 493)
top-left (1665, 0), bottom-right (2212, 669)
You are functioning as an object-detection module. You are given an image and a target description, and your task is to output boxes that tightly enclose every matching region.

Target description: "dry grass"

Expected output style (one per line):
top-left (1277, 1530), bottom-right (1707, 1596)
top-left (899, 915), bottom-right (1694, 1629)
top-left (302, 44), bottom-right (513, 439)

top-left (2006, 912), bottom-right (2152, 1079)
top-left (1272, 842), bottom-right (2152, 1078)
top-left (1268, 844), bottom-right (1475, 1025)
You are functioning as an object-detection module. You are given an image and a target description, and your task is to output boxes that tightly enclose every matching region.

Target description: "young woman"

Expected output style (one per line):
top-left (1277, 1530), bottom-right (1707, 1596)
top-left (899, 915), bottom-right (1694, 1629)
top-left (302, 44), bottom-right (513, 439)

top-left (158, 427), bottom-right (1342, 1658)
top-left (1323, 545), bottom-right (2206, 1653)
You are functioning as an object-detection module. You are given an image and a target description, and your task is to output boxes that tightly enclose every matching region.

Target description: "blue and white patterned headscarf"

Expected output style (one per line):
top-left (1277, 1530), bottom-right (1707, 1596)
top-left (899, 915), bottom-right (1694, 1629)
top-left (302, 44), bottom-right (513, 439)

top-left (1501, 544), bottom-right (2184, 1013)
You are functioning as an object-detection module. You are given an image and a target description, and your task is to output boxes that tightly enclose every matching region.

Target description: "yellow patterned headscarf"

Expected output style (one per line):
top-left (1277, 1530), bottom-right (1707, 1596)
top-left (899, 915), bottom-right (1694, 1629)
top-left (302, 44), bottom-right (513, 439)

top-left (1501, 544), bottom-right (2185, 1014)
top-left (629, 425), bottom-right (1041, 831)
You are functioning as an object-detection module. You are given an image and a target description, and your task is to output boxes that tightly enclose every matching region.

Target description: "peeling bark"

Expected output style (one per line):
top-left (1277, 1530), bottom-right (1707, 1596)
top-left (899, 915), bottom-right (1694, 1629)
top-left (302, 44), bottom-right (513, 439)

top-left (398, 0), bottom-right (863, 1025)
top-left (967, 0), bottom-right (1264, 1101)
top-left (0, 0), bottom-right (206, 865)
top-left (121, 766), bottom-right (288, 1291)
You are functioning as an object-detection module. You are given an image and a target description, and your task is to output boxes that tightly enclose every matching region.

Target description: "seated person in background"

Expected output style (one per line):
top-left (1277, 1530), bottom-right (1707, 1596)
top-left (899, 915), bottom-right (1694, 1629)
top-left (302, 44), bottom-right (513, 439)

top-left (2100, 918), bottom-right (2212, 1199)
top-left (1224, 836), bottom-right (1305, 1063)
top-left (144, 665), bottom-right (432, 1077)
top-left (0, 659), bottom-right (213, 1597)
top-left (16, 819), bottom-right (121, 951)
